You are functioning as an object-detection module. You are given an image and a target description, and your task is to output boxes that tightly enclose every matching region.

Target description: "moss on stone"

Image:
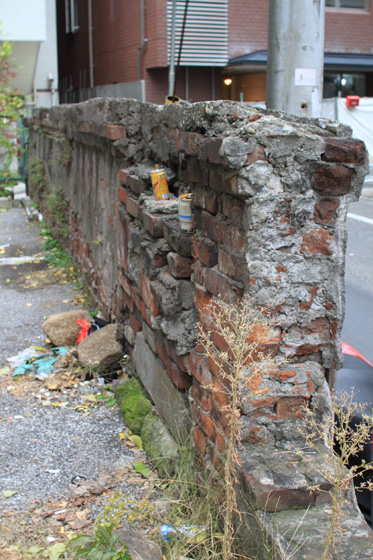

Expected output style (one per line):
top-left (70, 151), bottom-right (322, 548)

top-left (141, 414), bottom-right (178, 477)
top-left (115, 378), bottom-right (152, 435)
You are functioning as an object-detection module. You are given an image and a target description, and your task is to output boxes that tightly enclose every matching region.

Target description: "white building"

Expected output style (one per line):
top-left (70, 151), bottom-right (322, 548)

top-left (0, 0), bottom-right (59, 109)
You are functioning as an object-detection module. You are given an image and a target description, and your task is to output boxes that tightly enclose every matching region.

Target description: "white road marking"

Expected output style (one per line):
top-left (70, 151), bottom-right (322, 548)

top-left (347, 212), bottom-right (373, 226)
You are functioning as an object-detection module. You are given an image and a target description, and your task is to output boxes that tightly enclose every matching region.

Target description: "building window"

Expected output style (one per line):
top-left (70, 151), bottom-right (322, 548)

top-left (167, 0), bottom-right (228, 67)
top-left (323, 73), bottom-right (366, 97)
top-left (326, 0), bottom-right (369, 9)
top-left (65, 0), bottom-right (79, 34)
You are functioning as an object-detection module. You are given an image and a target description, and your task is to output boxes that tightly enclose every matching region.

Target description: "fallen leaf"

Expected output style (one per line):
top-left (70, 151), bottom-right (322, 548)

top-left (128, 435), bottom-right (143, 450)
top-left (132, 462), bottom-right (151, 478)
top-left (49, 542), bottom-right (66, 560)
top-left (2, 490), bottom-right (17, 498)
top-left (118, 432), bottom-right (127, 441)
top-left (105, 397), bottom-right (116, 408)
top-left (26, 303), bottom-right (32, 307)
top-left (0, 366), bottom-right (10, 375)
top-left (86, 394), bottom-right (97, 402)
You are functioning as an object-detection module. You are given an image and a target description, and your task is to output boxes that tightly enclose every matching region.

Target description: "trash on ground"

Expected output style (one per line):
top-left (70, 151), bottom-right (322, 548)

top-left (160, 524), bottom-right (206, 541)
top-left (11, 347), bottom-right (70, 378)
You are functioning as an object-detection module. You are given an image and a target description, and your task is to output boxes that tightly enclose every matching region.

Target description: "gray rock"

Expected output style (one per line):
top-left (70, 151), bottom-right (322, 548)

top-left (113, 528), bottom-right (163, 560)
top-left (42, 309), bottom-right (92, 346)
top-left (77, 324), bottom-right (123, 372)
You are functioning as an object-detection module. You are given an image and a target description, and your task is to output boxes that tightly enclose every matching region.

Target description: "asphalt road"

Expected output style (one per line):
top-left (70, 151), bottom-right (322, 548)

top-left (342, 191), bottom-right (373, 365)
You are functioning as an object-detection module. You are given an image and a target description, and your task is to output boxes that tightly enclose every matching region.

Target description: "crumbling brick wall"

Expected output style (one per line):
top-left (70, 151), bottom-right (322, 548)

top-left (27, 99), bottom-right (373, 558)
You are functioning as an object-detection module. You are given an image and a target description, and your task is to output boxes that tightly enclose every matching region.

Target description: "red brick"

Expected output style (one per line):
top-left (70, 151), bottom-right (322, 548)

top-left (204, 268), bottom-right (243, 304)
top-left (126, 195), bottom-right (141, 218)
top-left (211, 376), bottom-right (231, 409)
top-left (194, 185), bottom-right (219, 214)
top-left (321, 138), bottom-right (366, 165)
top-left (246, 143), bottom-right (267, 164)
top-left (163, 219), bottom-right (192, 256)
top-left (193, 403), bottom-right (216, 441)
top-left (276, 396), bottom-right (310, 419)
top-left (129, 313), bottom-right (142, 334)
top-left (312, 166), bottom-right (353, 196)
top-left (164, 337), bottom-right (190, 373)
top-left (167, 253), bottom-right (193, 278)
top-left (192, 237), bottom-right (218, 267)
top-left (156, 339), bottom-right (192, 389)
top-left (314, 197), bottom-right (339, 225)
top-left (218, 249), bottom-right (245, 283)
top-left (209, 401), bottom-right (230, 436)
top-left (207, 353), bottom-right (232, 390)
top-left (140, 271), bottom-right (161, 316)
top-left (127, 174), bottom-right (147, 195)
top-left (186, 158), bottom-right (205, 183)
top-left (216, 430), bottom-right (227, 453)
top-left (192, 378), bottom-right (210, 411)
top-left (229, 226), bottom-right (246, 250)
top-left (118, 186), bottom-right (128, 204)
top-left (106, 124), bottom-right (127, 140)
top-left (193, 260), bottom-right (206, 286)
top-left (222, 195), bottom-right (246, 225)
top-left (193, 426), bottom-right (207, 455)
top-left (189, 352), bottom-right (212, 386)
top-left (119, 168), bottom-right (130, 185)
top-left (194, 210), bottom-right (227, 244)
top-left (194, 284), bottom-right (212, 316)
top-left (300, 228), bottom-right (333, 256)
top-left (142, 211), bottom-right (164, 237)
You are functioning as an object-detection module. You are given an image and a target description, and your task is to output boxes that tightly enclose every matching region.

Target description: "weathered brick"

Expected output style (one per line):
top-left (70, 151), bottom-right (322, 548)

top-left (312, 166), bottom-right (354, 196)
top-left (119, 168), bottom-right (130, 185)
top-left (189, 352), bottom-right (212, 385)
top-left (193, 426), bottom-right (207, 455)
top-left (127, 174), bottom-right (147, 195)
top-left (321, 138), bottom-right (366, 165)
top-left (142, 211), bottom-right (164, 237)
top-left (199, 137), bottom-right (223, 164)
top-left (194, 284), bottom-right (212, 316)
top-left (229, 225), bottom-right (246, 250)
top-left (126, 195), bottom-right (141, 219)
top-left (118, 185), bottom-right (128, 204)
top-left (106, 125), bottom-right (127, 140)
top-left (192, 236), bottom-right (218, 267)
top-left (222, 194), bottom-right (246, 225)
top-left (218, 248), bottom-right (245, 283)
top-left (194, 185), bottom-right (219, 214)
top-left (276, 396), bottom-right (310, 419)
top-left (140, 271), bottom-right (161, 316)
top-left (204, 268), bottom-right (243, 303)
top-left (163, 218), bottom-right (192, 257)
top-left (192, 378), bottom-right (210, 411)
top-left (246, 143), bottom-right (267, 164)
top-left (193, 209), bottom-right (227, 245)
top-left (167, 252), bottom-right (193, 278)
top-left (157, 341), bottom-right (192, 389)
top-left (300, 228), bottom-right (333, 256)
top-left (129, 312), bottom-right (142, 334)
top-left (193, 403), bottom-right (216, 441)
top-left (314, 197), bottom-right (339, 225)
top-left (186, 158), bottom-right (205, 183)
top-left (193, 260), bottom-right (205, 286)
top-left (163, 335), bottom-right (190, 373)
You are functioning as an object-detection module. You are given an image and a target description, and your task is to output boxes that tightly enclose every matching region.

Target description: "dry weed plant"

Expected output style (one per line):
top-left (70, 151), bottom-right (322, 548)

top-left (298, 392), bottom-right (373, 560)
top-left (198, 294), bottom-right (281, 560)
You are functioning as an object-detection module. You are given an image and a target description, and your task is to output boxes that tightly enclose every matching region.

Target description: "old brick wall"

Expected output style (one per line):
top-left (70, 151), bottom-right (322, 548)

top-left (27, 99), bottom-right (373, 558)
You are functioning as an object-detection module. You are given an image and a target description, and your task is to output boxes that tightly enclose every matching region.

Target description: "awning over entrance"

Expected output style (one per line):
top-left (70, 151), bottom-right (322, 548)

top-left (228, 50), bottom-right (373, 72)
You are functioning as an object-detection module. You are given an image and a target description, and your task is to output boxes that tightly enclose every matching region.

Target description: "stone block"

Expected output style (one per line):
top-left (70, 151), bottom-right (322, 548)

top-left (141, 414), bottom-right (179, 477)
top-left (42, 310), bottom-right (92, 346)
top-left (135, 332), bottom-right (191, 441)
top-left (77, 324), bottom-right (123, 372)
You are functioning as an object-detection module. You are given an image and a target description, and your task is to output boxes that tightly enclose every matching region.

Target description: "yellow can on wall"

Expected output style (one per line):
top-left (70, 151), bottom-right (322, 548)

top-left (150, 166), bottom-right (170, 201)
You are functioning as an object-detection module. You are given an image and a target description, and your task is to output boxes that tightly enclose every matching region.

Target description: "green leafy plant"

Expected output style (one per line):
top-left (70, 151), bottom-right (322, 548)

top-left (29, 157), bottom-right (47, 200)
top-left (68, 521), bottom-right (132, 560)
top-left (0, 39), bottom-right (25, 173)
top-left (45, 186), bottom-right (69, 240)
top-left (298, 392), bottom-right (373, 559)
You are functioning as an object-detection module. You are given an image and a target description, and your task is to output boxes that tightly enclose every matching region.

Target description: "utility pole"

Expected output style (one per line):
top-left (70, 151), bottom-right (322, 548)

top-left (266, 0), bottom-right (325, 118)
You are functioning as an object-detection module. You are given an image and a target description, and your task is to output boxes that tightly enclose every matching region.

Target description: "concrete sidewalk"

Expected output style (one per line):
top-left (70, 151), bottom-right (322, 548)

top-left (0, 204), bottom-right (81, 366)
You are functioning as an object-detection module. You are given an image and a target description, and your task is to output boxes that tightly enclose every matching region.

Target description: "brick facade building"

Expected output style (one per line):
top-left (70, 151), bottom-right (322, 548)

top-left (57, 1), bottom-right (373, 105)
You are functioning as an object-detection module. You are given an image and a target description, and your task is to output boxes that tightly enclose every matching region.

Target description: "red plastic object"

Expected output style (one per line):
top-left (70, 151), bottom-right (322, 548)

top-left (76, 318), bottom-right (91, 344)
top-left (341, 341), bottom-right (373, 368)
top-left (346, 95), bottom-right (360, 107)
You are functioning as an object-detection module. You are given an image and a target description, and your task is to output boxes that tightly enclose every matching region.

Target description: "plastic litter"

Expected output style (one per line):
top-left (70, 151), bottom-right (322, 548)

top-left (11, 347), bottom-right (70, 378)
top-left (76, 316), bottom-right (109, 344)
top-left (160, 524), bottom-right (205, 541)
